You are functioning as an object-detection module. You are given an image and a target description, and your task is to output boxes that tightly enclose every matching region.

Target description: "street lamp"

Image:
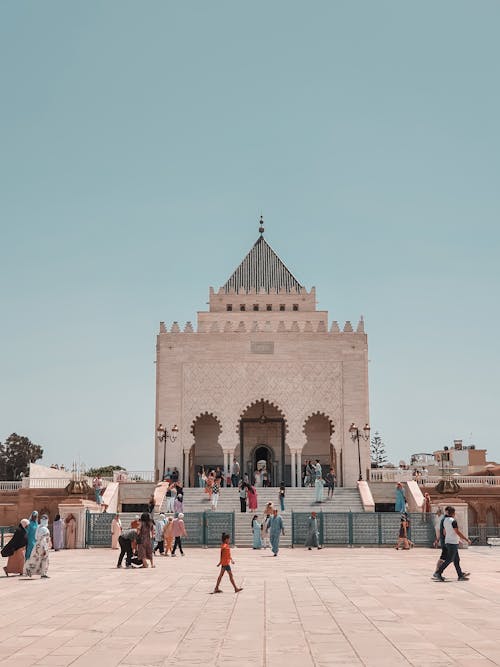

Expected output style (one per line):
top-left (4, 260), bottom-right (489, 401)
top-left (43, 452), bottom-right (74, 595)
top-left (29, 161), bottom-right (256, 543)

top-left (349, 422), bottom-right (371, 481)
top-left (157, 423), bottom-right (179, 480)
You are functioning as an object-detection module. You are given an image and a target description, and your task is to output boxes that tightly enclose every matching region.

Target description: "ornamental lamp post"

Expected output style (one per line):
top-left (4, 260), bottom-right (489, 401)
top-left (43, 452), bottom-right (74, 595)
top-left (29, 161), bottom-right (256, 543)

top-left (349, 422), bottom-right (371, 482)
top-left (157, 423), bottom-right (179, 480)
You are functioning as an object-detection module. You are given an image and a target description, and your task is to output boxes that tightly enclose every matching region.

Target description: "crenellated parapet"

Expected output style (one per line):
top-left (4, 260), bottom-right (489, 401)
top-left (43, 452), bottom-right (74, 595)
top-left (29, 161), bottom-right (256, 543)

top-left (208, 285), bottom-right (317, 312)
top-left (159, 316), bottom-right (366, 335)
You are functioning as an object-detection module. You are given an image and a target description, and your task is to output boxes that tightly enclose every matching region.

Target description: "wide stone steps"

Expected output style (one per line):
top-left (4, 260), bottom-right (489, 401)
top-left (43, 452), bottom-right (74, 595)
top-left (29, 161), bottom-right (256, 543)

top-left (156, 487), bottom-right (362, 547)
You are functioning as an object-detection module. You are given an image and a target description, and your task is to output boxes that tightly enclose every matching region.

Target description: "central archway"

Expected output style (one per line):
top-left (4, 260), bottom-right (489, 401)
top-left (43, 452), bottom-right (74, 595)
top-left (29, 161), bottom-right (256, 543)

top-left (238, 400), bottom-right (288, 486)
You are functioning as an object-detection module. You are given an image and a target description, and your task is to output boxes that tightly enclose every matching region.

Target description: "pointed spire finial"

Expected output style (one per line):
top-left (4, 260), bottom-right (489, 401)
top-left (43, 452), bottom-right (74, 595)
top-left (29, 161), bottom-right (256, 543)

top-left (259, 215), bottom-right (265, 235)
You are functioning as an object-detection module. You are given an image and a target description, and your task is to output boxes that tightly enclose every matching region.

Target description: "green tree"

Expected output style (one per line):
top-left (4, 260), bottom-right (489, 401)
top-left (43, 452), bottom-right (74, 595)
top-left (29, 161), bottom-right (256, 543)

top-left (370, 431), bottom-right (387, 468)
top-left (85, 465), bottom-right (125, 478)
top-left (0, 433), bottom-right (44, 480)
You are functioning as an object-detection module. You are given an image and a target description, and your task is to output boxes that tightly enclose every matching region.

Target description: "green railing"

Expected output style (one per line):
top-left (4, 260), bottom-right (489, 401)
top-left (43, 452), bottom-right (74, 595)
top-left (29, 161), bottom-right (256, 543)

top-left (291, 512), bottom-right (435, 547)
top-left (0, 526), bottom-right (16, 549)
top-left (85, 511), bottom-right (235, 547)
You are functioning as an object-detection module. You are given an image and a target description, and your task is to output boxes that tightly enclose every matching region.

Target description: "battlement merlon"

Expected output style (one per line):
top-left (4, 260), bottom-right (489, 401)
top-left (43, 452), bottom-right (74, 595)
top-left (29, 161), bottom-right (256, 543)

top-left (208, 286), bottom-right (317, 312)
top-left (158, 316), bottom-right (367, 336)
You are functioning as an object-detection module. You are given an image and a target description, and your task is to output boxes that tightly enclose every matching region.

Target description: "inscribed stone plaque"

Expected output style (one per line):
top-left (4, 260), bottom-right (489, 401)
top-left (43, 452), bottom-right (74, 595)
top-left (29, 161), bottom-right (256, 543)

top-left (250, 341), bottom-right (274, 354)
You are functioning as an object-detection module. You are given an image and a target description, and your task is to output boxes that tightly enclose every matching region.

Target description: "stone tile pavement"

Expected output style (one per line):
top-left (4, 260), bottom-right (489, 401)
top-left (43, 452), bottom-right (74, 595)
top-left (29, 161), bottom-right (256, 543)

top-left (0, 546), bottom-right (499, 666)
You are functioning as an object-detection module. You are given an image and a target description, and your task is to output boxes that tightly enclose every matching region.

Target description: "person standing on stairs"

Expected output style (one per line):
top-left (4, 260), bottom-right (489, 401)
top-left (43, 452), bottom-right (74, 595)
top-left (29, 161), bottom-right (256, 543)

top-left (238, 481), bottom-right (247, 512)
top-left (211, 479), bottom-right (220, 510)
top-left (247, 484), bottom-right (258, 512)
top-left (278, 482), bottom-right (285, 511)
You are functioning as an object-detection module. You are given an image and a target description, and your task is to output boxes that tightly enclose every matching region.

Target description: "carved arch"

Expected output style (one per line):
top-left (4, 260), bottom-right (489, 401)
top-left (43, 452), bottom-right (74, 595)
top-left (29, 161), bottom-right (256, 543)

top-left (302, 411), bottom-right (335, 436)
top-left (190, 411), bottom-right (223, 436)
top-left (235, 398), bottom-right (288, 434)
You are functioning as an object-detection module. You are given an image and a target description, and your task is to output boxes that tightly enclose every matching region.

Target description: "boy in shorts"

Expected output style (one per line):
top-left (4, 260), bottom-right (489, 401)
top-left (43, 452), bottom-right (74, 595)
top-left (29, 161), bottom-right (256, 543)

top-left (213, 533), bottom-right (243, 594)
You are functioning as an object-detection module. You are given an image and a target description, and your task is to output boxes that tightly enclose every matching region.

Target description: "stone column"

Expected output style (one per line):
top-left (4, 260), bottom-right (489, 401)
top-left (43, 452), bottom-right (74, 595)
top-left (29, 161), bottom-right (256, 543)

top-left (290, 450), bottom-right (297, 487)
top-left (183, 449), bottom-right (190, 487)
top-left (223, 450), bottom-right (232, 486)
top-left (296, 450), bottom-right (302, 488)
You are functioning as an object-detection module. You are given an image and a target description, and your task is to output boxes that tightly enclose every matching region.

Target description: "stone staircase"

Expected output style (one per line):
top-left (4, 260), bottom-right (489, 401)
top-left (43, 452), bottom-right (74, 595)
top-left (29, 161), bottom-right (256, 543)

top-left (157, 487), bottom-right (364, 548)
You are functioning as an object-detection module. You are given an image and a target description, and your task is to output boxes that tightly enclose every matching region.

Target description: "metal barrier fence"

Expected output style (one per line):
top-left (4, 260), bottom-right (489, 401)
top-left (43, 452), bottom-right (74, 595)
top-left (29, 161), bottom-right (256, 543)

top-left (0, 526), bottom-right (16, 549)
top-left (291, 512), bottom-right (436, 547)
top-left (469, 525), bottom-right (500, 545)
top-left (85, 512), bottom-right (115, 547)
top-left (85, 511), bottom-right (235, 547)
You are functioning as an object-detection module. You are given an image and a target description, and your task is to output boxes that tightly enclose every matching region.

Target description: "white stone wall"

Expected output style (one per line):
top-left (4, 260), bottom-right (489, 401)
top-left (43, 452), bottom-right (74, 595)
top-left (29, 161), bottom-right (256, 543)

top-left (155, 322), bottom-right (370, 487)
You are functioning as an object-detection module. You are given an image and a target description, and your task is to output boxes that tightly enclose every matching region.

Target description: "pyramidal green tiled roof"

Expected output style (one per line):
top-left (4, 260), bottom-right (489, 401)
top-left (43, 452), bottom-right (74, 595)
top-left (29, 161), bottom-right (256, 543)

top-left (223, 234), bottom-right (303, 294)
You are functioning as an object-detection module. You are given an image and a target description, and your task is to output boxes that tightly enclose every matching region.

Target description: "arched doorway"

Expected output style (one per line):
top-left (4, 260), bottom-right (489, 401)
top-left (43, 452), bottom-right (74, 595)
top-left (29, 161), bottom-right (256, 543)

top-left (301, 413), bottom-right (335, 481)
top-left (252, 444), bottom-right (274, 487)
top-left (190, 413), bottom-right (222, 486)
top-left (238, 400), bottom-right (288, 485)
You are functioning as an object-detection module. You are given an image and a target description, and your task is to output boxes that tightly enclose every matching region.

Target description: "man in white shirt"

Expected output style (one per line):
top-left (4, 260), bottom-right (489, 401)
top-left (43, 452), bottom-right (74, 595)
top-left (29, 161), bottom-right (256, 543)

top-left (432, 506), bottom-right (471, 581)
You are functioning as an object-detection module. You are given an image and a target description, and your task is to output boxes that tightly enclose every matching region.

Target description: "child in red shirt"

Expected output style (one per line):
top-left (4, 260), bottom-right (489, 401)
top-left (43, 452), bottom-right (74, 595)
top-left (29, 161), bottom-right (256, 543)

top-left (213, 533), bottom-right (243, 594)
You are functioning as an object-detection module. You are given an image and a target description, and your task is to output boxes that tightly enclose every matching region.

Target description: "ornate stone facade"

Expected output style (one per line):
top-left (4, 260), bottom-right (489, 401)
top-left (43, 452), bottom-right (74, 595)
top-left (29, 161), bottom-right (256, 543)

top-left (155, 226), bottom-right (370, 487)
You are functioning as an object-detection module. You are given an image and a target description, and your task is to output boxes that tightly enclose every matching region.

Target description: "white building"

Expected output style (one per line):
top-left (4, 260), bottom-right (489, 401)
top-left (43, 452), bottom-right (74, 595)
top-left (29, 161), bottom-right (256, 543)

top-left (155, 220), bottom-right (370, 487)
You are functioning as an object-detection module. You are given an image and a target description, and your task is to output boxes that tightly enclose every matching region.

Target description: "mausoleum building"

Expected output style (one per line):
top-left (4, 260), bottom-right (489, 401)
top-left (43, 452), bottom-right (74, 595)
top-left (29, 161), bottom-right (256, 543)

top-left (155, 221), bottom-right (370, 487)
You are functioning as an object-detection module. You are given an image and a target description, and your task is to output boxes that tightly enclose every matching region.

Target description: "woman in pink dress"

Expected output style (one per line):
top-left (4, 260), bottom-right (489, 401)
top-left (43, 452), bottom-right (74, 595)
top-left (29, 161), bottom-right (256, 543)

top-left (247, 485), bottom-right (258, 512)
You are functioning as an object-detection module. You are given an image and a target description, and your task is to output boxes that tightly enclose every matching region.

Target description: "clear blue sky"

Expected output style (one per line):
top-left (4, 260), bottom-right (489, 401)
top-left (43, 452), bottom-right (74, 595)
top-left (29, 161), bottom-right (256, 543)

top-left (1, 1), bottom-right (499, 471)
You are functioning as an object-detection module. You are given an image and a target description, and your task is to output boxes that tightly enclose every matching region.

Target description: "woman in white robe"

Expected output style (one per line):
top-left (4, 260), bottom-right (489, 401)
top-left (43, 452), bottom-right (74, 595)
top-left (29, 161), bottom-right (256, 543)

top-left (24, 516), bottom-right (51, 578)
top-left (52, 514), bottom-right (64, 551)
top-left (111, 514), bottom-right (122, 549)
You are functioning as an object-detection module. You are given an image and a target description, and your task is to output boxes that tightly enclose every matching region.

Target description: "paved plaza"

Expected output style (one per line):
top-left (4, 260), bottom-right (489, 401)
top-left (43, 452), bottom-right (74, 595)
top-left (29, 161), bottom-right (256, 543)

top-left (1, 546), bottom-right (499, 666)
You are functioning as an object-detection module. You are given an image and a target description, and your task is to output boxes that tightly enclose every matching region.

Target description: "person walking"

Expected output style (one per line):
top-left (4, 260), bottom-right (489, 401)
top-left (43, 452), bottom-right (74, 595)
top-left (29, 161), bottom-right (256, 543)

top-left (211, 479), bottom-right (220, 510)
top-left (154, 513), bottom-right (166, 555)
top-left (422, 492), bottom-right (432, 522)
top-left (2, 519), bottom-right (29, 576)
top-left (251, 515), bottom-right (262, 549)
top-left (433, 507), bottom-right (471, 581)
top-left (137, 512), bottom-right (154, 568)
top-left (261, 502), bottom-right (273, 549)
top-left (205, 472), bottom-right (214, 501)
top-left (238, 481), bottom-right (247, 513)
top-left (24, 515), bottom-right (51, 579)
top-left (174, 490), bottom-right (184, 514)
top-left (111, 513), bottom-right (122, 550)
top-left (433, 508), bottom-right (443, 548)
top-left (165, 484), bottom-right (175, 513)
top-left (52, 514), bottom-right (64, 551)
top-left (305, 511), bottom-right (322, 550)
top-left (93, 475), bottom-right (104, 506)
top-left (395, 483), bottom-right (406, 513)
top-left (163, 516), bottom-right (174, 556)
top-left (325, 468), bottom-right (336, 499)
top-left (269, 509), bottom-right (285, 556)
top-left (64, 513), bottom-right (77, 549)
top-left (314, 477), bottom-right (324, 503)
top-left (213, 533), bottom-right (243, 594)
top-left (171, 513), bottom-right (187, 556)
top-left (433, 507), bottom-right (449, 573)
top-left (278, 482), bottom-right (285, 511)
top-left (117, 527), bottom-right (139, 568)
top-left (395, 513), bottom-right (411, 550)
top-left (247, 484), bottom-right (258, 512)
top-left (26, 511), bottom-right (38, 560)
top-left (148, 495), bottom-right (155, 515)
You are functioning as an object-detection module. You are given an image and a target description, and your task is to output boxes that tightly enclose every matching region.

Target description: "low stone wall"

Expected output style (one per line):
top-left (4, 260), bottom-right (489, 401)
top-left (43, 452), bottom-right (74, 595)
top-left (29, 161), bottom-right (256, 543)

top-left (0, 487), bottom-right (93, 525)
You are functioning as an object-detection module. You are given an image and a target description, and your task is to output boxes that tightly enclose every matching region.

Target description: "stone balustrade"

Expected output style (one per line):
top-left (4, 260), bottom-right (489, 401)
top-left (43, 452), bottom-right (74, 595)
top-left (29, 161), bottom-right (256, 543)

top-left (369, 469), bottom-right (414, 482)
top-left (0, 481), bottom-right (22, 491)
